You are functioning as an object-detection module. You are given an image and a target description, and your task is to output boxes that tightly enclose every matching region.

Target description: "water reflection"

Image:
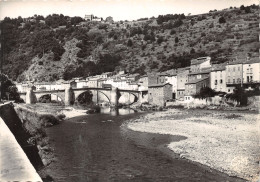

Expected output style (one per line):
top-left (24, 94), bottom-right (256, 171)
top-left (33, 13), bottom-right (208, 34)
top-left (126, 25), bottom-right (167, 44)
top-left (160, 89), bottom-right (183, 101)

top-left (100, 107), bottom-right (136, 116)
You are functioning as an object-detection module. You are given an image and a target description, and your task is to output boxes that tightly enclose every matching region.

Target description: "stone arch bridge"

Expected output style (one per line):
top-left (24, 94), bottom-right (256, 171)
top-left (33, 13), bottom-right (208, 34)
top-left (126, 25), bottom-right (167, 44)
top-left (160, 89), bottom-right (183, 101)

top-left (19, 87), bottom-right (147, 107)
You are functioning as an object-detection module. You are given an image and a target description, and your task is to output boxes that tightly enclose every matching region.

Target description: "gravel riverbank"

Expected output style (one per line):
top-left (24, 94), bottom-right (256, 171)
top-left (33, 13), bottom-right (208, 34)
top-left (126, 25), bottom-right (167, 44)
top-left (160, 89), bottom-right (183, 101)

top-left (127, 109), bottom-right (259, 181)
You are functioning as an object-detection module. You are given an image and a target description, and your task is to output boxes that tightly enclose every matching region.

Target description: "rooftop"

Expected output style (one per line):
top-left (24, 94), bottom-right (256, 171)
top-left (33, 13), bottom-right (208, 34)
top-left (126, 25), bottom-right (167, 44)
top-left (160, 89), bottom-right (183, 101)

top-left (185, 77), bottom-right (209, 84)
top-left (148, 83), bottom-right (172, 88)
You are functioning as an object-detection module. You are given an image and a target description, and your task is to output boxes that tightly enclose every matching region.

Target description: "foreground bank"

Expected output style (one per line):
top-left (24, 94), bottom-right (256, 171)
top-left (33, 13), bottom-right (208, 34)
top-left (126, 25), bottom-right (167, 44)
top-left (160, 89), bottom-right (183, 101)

top-left (127, 109), bottom-right (259, 181)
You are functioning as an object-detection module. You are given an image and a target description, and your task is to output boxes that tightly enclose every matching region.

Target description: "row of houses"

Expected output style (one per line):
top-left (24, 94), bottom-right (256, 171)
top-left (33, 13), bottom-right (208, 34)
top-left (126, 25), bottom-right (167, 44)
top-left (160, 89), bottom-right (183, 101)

top-left (15, 56), bottom-right (259, 106)
top-left (147, 56), bottom-right (260, 105)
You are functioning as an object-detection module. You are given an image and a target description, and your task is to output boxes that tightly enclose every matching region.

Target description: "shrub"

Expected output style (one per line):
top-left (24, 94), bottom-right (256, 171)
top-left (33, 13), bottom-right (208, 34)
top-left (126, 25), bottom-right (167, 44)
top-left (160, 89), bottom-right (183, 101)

top-left (157, 36), bottom-right (164, 44)
top-left (127, 39), bottom-right (133, 47)
top-left (175, 37), bottom-right (179, 43)
top-left (226, 86), bottom-right (248, 106)
top-left (194, 87), bottom-right (216, 99)
top-left (219, 17), bottom-right (226, 24)
top-left (170, 29), bottom-right (176, 35)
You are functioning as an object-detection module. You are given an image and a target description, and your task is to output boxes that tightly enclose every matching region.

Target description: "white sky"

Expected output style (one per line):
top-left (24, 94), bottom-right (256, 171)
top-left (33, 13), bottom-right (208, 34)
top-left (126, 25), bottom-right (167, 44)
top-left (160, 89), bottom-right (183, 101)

top-left (0, 0), bottom-right (258, 21)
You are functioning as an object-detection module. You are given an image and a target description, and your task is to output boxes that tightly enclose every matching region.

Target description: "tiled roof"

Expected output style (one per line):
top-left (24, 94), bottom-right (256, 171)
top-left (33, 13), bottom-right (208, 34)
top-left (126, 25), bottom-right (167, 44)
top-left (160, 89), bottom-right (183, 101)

top-left (189, 68), bottom-right (211, 75)
top-left (148, 83), bottom-right (172, 88)
top-left (211, 63), bottom-right (227, 71)
top-left (185, 77), bottom-right (209, 84)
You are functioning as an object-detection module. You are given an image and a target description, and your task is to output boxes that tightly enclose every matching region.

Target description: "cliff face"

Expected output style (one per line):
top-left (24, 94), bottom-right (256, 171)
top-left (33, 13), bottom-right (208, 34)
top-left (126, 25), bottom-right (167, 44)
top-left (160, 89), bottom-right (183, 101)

top-left (2, 6), bottom-right (259, 81)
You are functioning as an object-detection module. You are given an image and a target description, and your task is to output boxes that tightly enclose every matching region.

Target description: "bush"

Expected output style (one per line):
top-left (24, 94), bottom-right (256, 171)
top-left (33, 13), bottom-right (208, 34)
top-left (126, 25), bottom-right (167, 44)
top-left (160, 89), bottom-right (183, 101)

top-left (194, 87), bottom-right (216, 99)
top-left (226, 86), bottom-right (248, 106)
top-left (170, 29), bottom-right (176, 35)
top-left (219, 17), bottom-right (226, 24)
top-left (127, 39), bottom-right (133, 47)
top-left (157, 36), bottom-right (164, 44)
top-left (175, 37), bottom-right (179, 43)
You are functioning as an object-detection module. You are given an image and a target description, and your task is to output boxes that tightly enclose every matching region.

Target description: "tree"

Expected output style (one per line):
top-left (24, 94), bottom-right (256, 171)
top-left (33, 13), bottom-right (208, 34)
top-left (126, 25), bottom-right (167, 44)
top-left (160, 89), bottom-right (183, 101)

top-left (226, 86), bottom-right (248, 106)
top-left (240, 5), bottom-right (245, 10)
top-left (127, 39), bottom-right (133, 47)
top-left (219, 16), bottom-right (226, 24)
top-left (0, 74), bottom-right (20, 101)
top-left (175, 37), bottom-right (179, 43)
top-left (170, 29), bottom-right (176, 35)
top-left (190, 48), bottom-right (195, 54)
top-left (194, 87), bottom-right (216, 99)
top-left (157, 36), bottom-right (164, 44)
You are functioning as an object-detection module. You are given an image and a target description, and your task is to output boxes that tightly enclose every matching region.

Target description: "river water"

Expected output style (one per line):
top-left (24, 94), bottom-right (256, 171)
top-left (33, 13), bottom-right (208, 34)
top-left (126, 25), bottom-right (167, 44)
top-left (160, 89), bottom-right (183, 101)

top-left (44, 108), bottom-right (244, 182)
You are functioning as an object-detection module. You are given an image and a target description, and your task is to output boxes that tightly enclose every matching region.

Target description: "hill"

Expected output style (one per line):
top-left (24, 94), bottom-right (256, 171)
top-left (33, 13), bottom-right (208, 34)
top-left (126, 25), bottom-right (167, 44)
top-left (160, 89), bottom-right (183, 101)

top-left (1, 4), bottom-right (259, 82)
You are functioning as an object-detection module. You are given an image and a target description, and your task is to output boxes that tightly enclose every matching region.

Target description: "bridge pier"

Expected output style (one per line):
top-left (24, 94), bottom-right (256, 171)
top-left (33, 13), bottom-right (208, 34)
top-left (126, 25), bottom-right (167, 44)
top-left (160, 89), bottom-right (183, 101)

top-left (110, 87), bottom-right (118, 108)
top-left (65, 87), bottom-right (74, 106)
top-left (26, 87), bottom-right (36, 104)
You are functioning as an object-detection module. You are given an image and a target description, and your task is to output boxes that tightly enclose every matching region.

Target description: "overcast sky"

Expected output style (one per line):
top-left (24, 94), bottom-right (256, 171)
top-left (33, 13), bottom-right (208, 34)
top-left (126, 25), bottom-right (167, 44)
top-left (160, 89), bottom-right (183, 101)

top-left (0, 0), bottom-right (258, 21)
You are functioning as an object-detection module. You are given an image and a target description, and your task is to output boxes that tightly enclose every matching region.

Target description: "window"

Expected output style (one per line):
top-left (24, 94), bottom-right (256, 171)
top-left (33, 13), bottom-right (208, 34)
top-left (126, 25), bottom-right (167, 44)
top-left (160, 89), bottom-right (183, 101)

top-left (237, 78), bottom-right (241, 83)
top-left (238, 67), bottom-right (240, 71)
top-left (228, 79), bottom-right (230, 83)
top-left (250, 76), bottom-right (253, 82)
top-left (215, 80), bottom-right (218, 85)
top-left (233, 79), bottom-right (235, 83)
top-left (233, 67), bottom-right (235, 72)
top-left (220, 79), bottom-right (223, 84)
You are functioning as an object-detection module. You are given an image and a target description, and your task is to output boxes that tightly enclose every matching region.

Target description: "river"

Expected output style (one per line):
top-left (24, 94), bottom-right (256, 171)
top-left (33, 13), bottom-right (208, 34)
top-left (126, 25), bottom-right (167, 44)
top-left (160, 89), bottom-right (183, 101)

top-left (43, 108), bottom-right (244, 182)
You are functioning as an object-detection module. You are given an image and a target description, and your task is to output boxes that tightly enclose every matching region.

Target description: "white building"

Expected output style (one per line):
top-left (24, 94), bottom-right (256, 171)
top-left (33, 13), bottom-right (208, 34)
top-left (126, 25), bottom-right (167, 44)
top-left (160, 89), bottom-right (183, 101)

top-left (243, 58), bottom-right (260, 84)
top-left (166, 73), bottom-right (177, 95)
top-left (77, 80), bottom-right (88, 88)
top-left (210, 64), bottom-right (227, 92)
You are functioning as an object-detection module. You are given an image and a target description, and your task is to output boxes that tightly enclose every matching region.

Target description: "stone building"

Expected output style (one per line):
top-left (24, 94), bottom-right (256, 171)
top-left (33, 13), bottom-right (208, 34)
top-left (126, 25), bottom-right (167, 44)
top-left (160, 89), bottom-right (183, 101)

top-left (148, 72), bottom-right (167, 86)
top-left (148, 83), bottom-right (172, 106)
top-left (184, 77), bottom-right (210, 101)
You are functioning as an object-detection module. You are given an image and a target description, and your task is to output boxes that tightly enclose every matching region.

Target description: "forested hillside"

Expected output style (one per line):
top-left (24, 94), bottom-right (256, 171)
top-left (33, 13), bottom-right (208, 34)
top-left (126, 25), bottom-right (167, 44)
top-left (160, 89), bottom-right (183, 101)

top-left (1, 4), bottom-right (259, 82)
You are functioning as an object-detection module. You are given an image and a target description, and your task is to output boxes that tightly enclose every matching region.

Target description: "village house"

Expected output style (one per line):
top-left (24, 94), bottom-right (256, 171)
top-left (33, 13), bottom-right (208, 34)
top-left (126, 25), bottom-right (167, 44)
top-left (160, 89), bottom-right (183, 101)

top-left (113, 79), bottom-right (128, 89)
top-left (176, 67), bottom-right (190, 100)
top-left (165, 73), bottom-right (177, 99)
top-left (138, 75), bottom-right (148, 91)
top-left (85, 14), bottom-right (94, 21)
top-left (210, 64), bottom-right (227, 93)
top-left (188, 67), bottom-right (211, 83)
top-left (126, 73), bottom-right (140, 82)
top-left (128, 82), bottom-right (140, 91)
top-left (105, 16), bottom-right (114, 24)
top-left (225, 59), bottom-right (244, 93)
top-left (243, 57), bottom-right (260, 84)
top-left (148, 72), bottom-right (167, 86)
top-left (15, 82), bottom-right (29, 93)
top-left (101, 72), bottom-right (113, 79)
top-left (76, 80), bottom-right (88, 88)
top-left (148, 83), bottom-right (172, 106)
top-left (184, 77), bottom-right (210, 101)
top-left (97, 78), bottom-right (107, 88)
top-left (87, 77), bottom-right (100, 88)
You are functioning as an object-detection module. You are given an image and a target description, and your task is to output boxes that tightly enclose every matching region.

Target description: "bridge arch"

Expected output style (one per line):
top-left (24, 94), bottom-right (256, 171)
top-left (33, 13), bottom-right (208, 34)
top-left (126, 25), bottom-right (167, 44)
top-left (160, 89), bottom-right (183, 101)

top-left (118, 92), bottom-right (138, 105)
top-left (36, 93), bottom-right (64, 104)
top-left (74, 90), bottom-right (111, 104)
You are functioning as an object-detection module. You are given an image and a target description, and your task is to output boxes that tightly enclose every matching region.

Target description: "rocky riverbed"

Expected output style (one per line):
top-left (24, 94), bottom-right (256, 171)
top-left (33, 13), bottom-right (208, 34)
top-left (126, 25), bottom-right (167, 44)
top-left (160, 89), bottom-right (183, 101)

top-left (127, 109), bottom-right (260, 181)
